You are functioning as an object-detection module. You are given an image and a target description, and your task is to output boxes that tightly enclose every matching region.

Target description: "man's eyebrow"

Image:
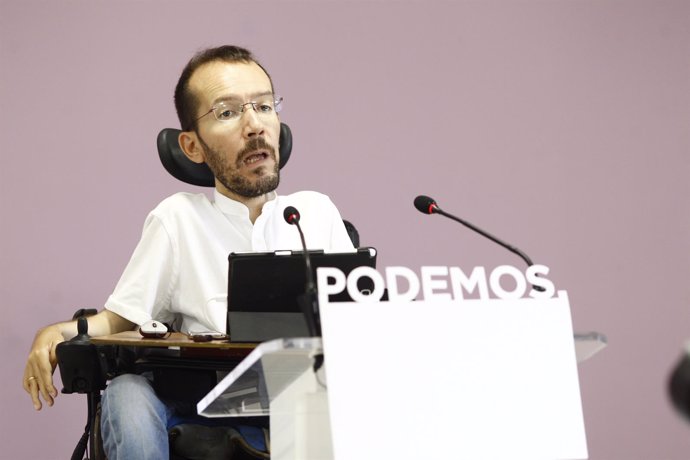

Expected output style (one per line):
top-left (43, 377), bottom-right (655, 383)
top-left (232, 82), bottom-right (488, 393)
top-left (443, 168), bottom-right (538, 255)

top-left (212, 91), bottom-right (274, 106)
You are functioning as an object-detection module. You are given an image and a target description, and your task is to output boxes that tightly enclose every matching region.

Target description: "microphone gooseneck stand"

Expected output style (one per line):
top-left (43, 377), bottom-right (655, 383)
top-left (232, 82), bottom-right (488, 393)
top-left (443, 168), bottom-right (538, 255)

top-left (413, 195), bottom-right (545, 291)
top-left (283, 206), bottom-right (325, 374)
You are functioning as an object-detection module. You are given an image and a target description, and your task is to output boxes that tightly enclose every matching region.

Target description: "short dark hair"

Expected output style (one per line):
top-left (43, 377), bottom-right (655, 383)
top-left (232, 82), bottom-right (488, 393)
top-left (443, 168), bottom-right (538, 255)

top-left (174, 45), bottom-right (273, 131)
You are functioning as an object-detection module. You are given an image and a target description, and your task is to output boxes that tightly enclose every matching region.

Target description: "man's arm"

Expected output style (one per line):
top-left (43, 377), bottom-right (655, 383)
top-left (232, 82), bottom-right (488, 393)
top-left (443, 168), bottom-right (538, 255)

top-left (22, 309), bottom-right (135, 410)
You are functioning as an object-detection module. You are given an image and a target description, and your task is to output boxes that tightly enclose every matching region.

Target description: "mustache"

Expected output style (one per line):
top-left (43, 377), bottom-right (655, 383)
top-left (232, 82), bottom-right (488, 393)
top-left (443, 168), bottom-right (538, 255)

top-left (236, 137), bottom-right (277, 166)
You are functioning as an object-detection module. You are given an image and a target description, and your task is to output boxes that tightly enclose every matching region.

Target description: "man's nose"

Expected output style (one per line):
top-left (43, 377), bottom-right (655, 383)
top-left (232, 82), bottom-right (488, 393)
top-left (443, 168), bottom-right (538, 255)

top-left (241, 106), bottom-right (265, 138)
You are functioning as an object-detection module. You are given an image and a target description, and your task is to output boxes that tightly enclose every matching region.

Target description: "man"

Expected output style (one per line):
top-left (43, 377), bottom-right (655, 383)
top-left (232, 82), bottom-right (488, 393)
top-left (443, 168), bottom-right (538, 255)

top-left (22, 45), bottom-right (354, 458)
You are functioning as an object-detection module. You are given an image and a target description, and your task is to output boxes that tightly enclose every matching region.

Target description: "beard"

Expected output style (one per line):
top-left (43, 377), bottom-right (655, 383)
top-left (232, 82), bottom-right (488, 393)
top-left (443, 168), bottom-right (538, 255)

top-left (199, 135), bottom-right (280, 198)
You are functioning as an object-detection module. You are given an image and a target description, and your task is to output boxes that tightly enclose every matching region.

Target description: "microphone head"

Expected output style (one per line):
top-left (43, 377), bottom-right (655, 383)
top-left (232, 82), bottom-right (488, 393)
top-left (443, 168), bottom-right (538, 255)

top-left (414, 195), bottom-right (439, 215)
top-left (283, 206), bottom-right (300, 224)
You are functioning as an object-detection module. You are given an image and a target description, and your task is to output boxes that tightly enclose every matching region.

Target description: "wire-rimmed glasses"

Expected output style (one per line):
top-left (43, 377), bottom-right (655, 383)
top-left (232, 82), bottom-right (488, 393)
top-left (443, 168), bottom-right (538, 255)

top-left (197, 95), bottom-right (283, 123)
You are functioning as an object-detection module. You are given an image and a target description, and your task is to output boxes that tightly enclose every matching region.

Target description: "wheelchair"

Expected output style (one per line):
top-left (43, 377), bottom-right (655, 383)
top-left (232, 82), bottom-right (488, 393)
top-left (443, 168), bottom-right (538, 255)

top-left (55, 124), bottom-right (359, 459)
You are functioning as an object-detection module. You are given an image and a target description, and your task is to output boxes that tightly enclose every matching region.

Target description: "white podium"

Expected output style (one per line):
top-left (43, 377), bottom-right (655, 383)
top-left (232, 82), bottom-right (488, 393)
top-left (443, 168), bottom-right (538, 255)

top-left (198, 291), bottom-right (605, 460)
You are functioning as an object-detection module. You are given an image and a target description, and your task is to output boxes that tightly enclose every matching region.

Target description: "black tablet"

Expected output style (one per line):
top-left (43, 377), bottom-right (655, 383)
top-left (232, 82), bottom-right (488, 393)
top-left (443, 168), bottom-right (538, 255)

top-left (226, 248), bottom-right (377, 342)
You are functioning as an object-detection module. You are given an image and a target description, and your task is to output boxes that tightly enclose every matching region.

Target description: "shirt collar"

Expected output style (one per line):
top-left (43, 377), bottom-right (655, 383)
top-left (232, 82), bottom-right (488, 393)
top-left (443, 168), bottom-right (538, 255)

top-left (213, 189), bottom-right (278, 218)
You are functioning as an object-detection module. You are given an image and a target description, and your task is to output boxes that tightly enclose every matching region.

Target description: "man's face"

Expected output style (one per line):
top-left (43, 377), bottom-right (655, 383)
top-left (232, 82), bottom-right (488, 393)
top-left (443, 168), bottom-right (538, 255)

top-left (190, 61), bottom-right (281, 199)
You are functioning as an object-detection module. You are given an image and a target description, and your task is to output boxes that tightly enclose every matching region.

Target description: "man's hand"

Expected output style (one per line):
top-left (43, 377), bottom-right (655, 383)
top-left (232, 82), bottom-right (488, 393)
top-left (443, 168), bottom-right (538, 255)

top-left (23, 325), bottom-right (63, 410)
top-left (22, 310), bottom-right (135, 410)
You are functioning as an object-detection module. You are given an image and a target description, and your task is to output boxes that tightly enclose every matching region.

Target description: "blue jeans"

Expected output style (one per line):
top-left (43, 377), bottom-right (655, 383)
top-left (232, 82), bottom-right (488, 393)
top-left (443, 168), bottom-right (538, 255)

top-left (100, 373), bottom-right (269, 459)
top-left (101, 373), bottom-right (173, 460)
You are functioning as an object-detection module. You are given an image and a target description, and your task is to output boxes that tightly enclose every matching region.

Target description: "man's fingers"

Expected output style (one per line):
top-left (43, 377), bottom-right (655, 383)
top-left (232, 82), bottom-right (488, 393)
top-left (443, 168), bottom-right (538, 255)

top-left (47, 344), bottom-right (59, 397)
top-left (24, 325), bottom-right (64, 410)
top-left (27, 350), bottom-right (54, 408)
top-left (38, 362), bottom-right (57, 399)
top-left (30, 360), bottom-right (55, 407)
top-left (39, 381), bottom-right (55, 407)
top-left (24, 376), bottom-right (42, 410)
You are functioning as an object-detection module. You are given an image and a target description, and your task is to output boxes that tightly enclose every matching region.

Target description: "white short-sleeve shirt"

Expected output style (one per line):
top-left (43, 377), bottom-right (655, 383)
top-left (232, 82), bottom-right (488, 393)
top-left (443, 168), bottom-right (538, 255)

top-left (105, 189), bottom-right (354, 333)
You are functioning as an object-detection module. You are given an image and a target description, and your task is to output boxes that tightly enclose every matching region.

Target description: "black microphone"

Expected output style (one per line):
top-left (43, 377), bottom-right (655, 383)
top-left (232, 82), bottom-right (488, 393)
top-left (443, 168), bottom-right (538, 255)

top-left (414, 195), bottom-right (541, 272)
top-left (283, 206), bottom-right (300, 225)
top-left (669, 348), bottom-right (690, 421)
top-left (283, 206), bottom-right (320, 336)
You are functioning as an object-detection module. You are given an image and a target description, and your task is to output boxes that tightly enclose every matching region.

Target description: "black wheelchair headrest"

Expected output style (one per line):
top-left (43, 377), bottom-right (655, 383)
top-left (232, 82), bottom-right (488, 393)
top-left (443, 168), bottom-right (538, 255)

top-left (157, 123), bottom-right (293, 187)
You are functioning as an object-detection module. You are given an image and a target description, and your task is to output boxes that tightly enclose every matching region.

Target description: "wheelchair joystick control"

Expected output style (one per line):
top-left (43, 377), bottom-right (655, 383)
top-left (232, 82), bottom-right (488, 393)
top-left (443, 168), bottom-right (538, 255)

top-left (56, 315), bottom-right (105, 394)
top-left (73, 317), bottom-right (90, 343)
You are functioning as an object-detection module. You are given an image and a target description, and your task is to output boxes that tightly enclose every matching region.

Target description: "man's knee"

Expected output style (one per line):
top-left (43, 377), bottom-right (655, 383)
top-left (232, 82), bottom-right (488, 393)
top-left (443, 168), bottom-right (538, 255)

top-left (102, 373), bottom-right (166, 422)
top-left (104, 373), bottom-right (155, 401)
top-left (101, 374), bottom-right (170, 458)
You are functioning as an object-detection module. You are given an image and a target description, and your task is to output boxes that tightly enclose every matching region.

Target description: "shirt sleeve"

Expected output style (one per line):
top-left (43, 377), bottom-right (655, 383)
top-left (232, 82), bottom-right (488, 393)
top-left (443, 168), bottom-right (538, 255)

top-left (104, 213), bottom-right (178, 326)
top-left (327, 200), bottom-right (357, 252)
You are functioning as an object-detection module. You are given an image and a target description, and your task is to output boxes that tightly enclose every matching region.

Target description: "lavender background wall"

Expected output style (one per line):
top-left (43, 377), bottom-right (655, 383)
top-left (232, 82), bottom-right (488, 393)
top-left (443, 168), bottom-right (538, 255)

top-left (1, 1), bottom-right (689, 458)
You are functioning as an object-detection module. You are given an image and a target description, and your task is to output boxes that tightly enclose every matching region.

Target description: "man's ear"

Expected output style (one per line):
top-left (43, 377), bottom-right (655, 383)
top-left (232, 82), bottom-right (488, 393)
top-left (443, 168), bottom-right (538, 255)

top-left (178, 131), bottom-right (206, 164)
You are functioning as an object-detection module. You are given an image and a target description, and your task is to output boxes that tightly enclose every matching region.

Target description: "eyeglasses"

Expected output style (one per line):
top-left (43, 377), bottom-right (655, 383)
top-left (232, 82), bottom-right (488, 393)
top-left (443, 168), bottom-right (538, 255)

top-left (197, 95), bottom-right (283, 123)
